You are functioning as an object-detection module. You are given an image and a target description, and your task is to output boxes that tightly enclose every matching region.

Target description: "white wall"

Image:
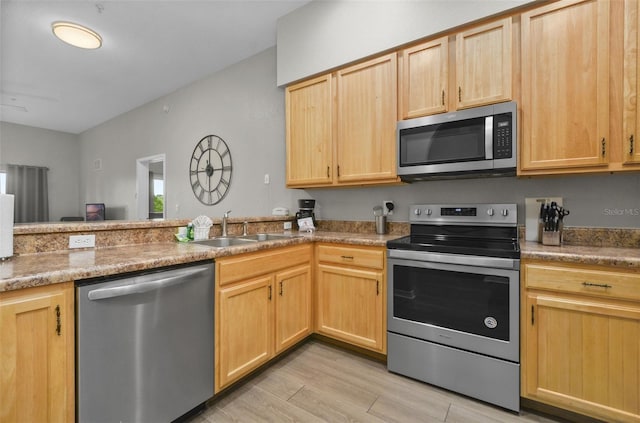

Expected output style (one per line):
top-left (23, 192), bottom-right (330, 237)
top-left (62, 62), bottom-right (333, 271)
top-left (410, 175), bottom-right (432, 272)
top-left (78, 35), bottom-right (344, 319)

top-left (276, 0), bottom-right (532, 85)
top-left (79, 47), bottom-right (297, 220)
top-left (0, 122), bottom-right (82, 221)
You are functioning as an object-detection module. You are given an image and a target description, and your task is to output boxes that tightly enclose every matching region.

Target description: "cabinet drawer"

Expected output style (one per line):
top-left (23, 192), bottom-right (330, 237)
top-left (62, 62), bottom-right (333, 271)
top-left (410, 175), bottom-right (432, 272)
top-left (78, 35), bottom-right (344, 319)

top-left (317, 244), bottom-right (384, 270)
top-left (524, 263), bottom-right (640, 302)
top-left (218, 244), bottom-right (311, 286)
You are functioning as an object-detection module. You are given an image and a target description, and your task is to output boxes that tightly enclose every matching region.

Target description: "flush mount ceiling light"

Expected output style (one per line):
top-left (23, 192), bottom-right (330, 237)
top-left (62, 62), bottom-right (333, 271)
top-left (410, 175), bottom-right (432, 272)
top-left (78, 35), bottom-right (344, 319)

top-left (52, 21), bottom-right (102, 49)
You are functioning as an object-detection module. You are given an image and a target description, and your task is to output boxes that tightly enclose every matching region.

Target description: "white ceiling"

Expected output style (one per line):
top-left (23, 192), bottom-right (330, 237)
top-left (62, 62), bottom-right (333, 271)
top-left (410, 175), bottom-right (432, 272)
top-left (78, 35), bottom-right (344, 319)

top-left (0, 0), bottom-right (310, 135)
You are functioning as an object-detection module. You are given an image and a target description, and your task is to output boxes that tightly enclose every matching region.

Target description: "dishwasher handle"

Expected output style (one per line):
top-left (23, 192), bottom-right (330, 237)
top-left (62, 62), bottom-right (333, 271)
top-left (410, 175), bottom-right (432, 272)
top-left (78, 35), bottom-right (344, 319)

top-left (87, 266), bottom-right (210, 301)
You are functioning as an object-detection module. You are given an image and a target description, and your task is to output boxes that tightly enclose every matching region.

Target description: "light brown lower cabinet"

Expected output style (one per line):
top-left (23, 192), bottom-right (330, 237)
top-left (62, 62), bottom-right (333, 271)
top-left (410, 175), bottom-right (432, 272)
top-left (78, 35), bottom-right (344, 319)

top-left (522, 260), bottom-right (640, 423)
top-left (315, 243), bottom-right (386, 354)
top-left (215, 244), bottom-right (312, 391)
top-left (0, 282), bottom-right (75, 423)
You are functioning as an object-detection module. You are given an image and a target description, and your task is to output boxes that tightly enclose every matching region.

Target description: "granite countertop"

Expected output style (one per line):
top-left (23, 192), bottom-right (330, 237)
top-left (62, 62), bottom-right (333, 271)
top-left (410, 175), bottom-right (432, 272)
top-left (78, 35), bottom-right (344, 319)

top-left (0, 231), bottom-right (399, 293)
top-left (5, 228), bottom-right (639, 293)
top-left (520, 241), bottom-right (640, 269)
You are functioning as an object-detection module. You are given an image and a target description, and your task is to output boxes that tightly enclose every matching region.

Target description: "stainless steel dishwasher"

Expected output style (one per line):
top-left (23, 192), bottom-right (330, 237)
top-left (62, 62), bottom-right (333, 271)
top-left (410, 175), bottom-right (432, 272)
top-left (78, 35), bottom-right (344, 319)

top-left (76, 261), bottom-right (214, 423)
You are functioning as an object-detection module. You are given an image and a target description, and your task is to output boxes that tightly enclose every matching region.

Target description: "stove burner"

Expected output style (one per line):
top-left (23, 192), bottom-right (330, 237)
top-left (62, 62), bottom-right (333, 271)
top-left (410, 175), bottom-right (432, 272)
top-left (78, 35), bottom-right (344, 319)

top-left (387, 204), bottom-right (520, 260)
top-left (387, 233), bottom-right (520, 259)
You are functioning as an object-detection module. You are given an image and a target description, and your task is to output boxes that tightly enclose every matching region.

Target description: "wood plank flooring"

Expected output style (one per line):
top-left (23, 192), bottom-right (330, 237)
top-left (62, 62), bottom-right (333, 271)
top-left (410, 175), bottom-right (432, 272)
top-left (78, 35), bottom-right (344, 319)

top-left (189, 340), bottom-right (564, 423)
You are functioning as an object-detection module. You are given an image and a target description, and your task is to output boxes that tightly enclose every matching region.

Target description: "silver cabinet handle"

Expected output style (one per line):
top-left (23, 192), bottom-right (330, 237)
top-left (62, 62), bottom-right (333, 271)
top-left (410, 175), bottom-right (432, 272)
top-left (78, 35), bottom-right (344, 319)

top-left (87, 267), bottom-right (209, 301)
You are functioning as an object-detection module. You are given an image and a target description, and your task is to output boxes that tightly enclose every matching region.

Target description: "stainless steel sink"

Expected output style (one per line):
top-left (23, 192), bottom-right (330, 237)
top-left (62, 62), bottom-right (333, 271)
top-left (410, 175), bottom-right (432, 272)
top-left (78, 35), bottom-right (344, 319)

top-left (239, 233), bottom-right (296, 241)
top-left (192, 233), bottom-right (299, 248)
top-left (192, 237), bottom-right (257, 248)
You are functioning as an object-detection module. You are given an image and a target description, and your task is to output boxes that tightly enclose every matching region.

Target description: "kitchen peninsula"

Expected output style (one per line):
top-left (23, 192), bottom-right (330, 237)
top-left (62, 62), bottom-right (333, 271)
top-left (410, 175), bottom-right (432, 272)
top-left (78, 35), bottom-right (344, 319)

top-left (1, 217), bottom-right (405, 291)
top-left (0, 217), bottom-right (400, 423)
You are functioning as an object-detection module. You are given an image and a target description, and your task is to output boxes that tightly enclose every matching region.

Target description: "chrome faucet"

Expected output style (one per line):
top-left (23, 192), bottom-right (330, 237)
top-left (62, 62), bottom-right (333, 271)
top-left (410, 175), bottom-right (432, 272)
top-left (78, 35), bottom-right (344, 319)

top-left (221, 210), bottom-right (231, 237)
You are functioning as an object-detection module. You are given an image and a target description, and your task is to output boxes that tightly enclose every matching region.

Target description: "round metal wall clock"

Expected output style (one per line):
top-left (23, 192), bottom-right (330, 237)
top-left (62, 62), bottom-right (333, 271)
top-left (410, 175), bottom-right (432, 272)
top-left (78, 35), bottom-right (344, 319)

top-left (189, 134), bottom-right (233, 205)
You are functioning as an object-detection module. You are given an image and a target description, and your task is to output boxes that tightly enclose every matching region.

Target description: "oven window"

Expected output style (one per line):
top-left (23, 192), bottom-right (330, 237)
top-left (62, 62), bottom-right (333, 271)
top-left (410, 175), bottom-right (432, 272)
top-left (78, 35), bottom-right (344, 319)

top-left (393, 265), bottom-right (509, 341)
top-left (399, 117), bottom-right (486, 166)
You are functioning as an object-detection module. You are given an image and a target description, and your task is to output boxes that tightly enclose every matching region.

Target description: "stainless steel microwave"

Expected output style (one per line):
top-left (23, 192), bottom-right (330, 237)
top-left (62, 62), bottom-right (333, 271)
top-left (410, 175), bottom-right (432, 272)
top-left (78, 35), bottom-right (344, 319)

top-left (397, 101), bottom-right (517, 181)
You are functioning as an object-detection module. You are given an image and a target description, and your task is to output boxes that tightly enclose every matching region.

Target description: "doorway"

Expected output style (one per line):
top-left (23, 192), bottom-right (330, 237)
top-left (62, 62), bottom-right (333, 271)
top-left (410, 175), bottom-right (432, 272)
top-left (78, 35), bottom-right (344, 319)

top-left (136, 154), bottom-right (165, 220)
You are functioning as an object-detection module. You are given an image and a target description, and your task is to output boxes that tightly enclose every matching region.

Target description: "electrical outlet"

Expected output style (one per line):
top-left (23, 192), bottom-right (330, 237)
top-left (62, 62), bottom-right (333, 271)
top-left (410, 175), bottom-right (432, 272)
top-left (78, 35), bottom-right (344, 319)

top-left (69, 235), bottom-right (96, 249)
top-left (283, 222), bottom-right (292, 230)
top-left (264, 174), bottom-right (270, 184)
top-left (383, 200), bottom-right (395, 216)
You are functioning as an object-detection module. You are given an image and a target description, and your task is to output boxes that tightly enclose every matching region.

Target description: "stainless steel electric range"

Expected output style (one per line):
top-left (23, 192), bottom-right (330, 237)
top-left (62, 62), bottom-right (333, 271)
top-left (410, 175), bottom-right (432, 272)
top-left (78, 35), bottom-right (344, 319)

top-left (386, 203), bottom-right (520, 412)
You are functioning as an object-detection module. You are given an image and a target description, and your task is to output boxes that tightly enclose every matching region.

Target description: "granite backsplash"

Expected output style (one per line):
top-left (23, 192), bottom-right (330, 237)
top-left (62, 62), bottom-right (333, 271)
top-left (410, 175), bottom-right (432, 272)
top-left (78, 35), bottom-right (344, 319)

top-left (10, 217), bottom-right (639, 255)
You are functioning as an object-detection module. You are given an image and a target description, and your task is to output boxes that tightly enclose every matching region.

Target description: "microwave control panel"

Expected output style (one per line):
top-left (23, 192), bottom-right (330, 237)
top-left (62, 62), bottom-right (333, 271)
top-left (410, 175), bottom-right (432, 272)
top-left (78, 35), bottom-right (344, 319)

top-left (493, 113), bottom-right (513, 159)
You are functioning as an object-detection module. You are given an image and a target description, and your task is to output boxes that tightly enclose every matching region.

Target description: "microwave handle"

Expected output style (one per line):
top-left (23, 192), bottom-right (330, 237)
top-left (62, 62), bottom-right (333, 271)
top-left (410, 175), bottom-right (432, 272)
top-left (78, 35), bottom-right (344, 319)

top-left (485, 116), bottom-right (493, 160)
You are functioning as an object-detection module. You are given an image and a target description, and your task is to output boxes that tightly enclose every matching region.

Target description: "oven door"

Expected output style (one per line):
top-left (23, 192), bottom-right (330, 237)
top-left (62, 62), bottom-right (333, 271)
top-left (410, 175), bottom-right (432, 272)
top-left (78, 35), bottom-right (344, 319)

top-left (387, 250), bottom-right (519, 362)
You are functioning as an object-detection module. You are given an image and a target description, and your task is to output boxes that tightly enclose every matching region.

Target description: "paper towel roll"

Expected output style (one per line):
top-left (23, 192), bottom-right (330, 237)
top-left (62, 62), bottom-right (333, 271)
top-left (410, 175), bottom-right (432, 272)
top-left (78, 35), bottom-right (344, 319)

top-left (0, 194), bottom-right (14, 259)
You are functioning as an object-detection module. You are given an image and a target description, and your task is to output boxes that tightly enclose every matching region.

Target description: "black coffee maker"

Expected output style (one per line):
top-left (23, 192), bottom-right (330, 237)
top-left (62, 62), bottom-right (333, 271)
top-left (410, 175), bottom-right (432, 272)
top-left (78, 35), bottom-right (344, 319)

top-left (295, 199), bottom-right (316, 224)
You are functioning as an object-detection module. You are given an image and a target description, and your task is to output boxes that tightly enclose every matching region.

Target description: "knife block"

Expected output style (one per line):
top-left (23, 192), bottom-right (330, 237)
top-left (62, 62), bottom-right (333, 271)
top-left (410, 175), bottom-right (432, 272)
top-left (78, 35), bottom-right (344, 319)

top-left (542, 224), bottom-right (563, 246)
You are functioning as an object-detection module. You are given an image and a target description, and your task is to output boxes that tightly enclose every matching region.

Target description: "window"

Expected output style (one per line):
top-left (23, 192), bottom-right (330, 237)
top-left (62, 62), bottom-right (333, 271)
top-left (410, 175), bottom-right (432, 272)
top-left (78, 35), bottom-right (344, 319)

top-left (152, 177), bottom-right (164, 215)
top-left (0, 171), bottom-right (5, 194)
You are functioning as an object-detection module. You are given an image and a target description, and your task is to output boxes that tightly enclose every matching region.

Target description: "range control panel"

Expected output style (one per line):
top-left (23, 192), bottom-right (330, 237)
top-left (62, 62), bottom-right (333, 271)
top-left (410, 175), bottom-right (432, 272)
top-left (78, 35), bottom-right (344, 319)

top-left (409, 203), bottom-right (517, 226)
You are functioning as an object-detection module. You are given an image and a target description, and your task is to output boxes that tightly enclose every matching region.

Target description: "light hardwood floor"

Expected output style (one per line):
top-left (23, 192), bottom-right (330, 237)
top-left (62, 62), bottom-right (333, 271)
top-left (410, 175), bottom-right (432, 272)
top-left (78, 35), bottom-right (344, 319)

top-left (188, 340), bottom-right (567, 423)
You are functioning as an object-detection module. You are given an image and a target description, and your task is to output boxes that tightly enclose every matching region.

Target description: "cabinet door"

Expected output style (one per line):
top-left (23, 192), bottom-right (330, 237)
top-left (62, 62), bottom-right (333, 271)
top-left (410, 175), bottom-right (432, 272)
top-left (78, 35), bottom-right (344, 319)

top-left (274, 264), bottom-right (311, 354)
top-left (285, 74), bottom-right (334, 187)
top-left (217, 276), bottom-right (273, 390)
top-left (523, 292), bottom-right (640, 422)
top-left (623, 0), bottom-right (640, 164)
top-left (520, 0), bottom-right (610, 172)
top-left (316, 264), bottom-right (384, 352)
top-left (0, 282), bottom-right (74, 423)
top-left (336, 53), bottom-right (398, 184)
top-left (456, 18), bottom-right (512, 109)
top-left (399, 37), bottom-right (449, 119)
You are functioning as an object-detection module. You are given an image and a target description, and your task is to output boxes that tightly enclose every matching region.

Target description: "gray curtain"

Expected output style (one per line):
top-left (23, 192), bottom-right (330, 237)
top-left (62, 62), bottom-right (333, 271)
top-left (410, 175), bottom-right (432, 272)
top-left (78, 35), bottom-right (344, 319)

top-left (5, 164), bottom-right (49, 223)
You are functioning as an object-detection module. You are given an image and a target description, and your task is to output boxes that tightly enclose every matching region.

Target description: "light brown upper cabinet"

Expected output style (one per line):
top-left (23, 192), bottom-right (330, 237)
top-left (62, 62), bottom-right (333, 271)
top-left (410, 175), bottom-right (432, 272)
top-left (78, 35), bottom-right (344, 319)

top-left (624, 0), bottom-right (640, 165)
top-left (399, 18), bottom-right (512, 120)
top-left (399, 36), bottom-right (449, 119)
top-left (285, 74), bottom-right (333, 187)
top-left (456, 17), bottom-right (513, 110)
top-left (285, 53), bottom-right (399, 188)
top-left (335, 53), bottom-right (398, 184)
top-left (519, 0), bottom-right (610, 173)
